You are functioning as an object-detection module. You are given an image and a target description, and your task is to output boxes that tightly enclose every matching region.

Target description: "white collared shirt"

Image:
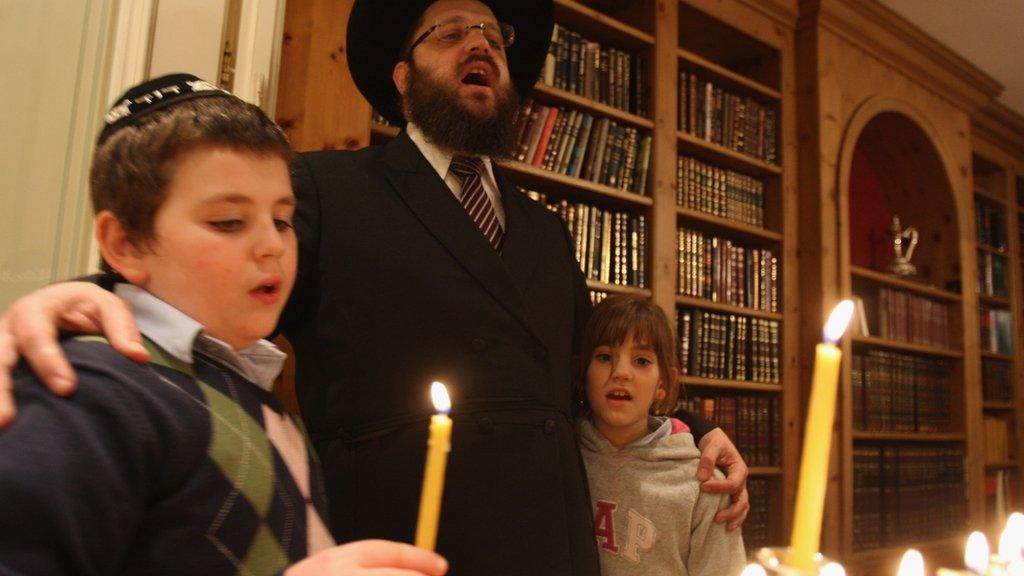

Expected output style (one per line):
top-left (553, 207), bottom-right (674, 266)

top-left (114, 283), bottom-right (286, 391)
top-left (405, 122), bottom-right (506, 227)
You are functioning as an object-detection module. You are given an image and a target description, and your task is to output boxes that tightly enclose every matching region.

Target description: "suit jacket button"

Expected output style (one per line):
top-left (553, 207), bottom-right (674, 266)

top-left (543, 419), bottom-right (556, 434)
top-left (534, 346), bottom-right (547, 360)
top-left (478, 417), bottom-right (494, 434)
top-left (471, 338), bottom-right (487, 351)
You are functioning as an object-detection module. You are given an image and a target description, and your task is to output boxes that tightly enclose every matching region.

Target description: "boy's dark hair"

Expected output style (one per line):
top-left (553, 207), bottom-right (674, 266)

top-left (576, 295), bottom-right (680, 415)
top-left (90, 76), bottom-right (292, 274)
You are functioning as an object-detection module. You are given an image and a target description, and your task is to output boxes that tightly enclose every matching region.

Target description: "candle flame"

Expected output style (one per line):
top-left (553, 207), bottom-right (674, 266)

top-left (820, 562), bottom-right (846, 576)
top-left (897, 549), bottom-right (925, 576)
top-left (965, 531), bottom-right (990, 572)
top-left (739, 565), bottom-right (767, 576)
top-left (430, 381), bottom-right (451, 414)
top-left (1000, 513), bottom-right (1024, 561)
top-left (823, 300), bottom-right (855, 344)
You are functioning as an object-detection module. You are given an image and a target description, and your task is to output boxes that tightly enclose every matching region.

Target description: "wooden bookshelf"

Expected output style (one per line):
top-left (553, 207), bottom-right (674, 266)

top-left (497, 159), bottom-right (654, 206)
top-left (680, 375), bottom-right (783, 393)
top-left (531, 83), bottom-right (654, 129)
top-left (586, 279), bottom-right (651, 297)
top-left (552, 0), bottom-right (654, 47)
top-left (677, 130), bottom-right (783, 176)
top-left (852, 431), bottom-right (966, 442)
top-left (676, 207), bottom-right (783, 244)
top-left (850, 265), bottom-right (963, 303)
top-left (850, 335), bottom-right (963, 359)
top-left (971, 140), bottom-right (1024, 537)
top-left (677, 46), bottom-right (781, 101)
top-left (669, 0), bottom-right (796, 554)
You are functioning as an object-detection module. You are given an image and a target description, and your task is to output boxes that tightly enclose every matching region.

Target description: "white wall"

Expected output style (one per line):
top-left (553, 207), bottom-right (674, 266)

top-left (0, 1), bottom-right (118, 307)
top-left (149, 0), bottom-right (229, 82)
top-left (0, 0), bottom-right (285, 308)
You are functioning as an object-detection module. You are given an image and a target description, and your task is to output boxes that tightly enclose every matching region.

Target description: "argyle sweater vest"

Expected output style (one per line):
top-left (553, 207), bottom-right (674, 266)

top-left (0, 336), bottom-right (332, 575)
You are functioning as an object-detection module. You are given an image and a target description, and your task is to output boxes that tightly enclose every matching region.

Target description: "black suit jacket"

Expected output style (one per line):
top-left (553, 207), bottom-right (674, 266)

top-left (282, 132), bottom-right (600, 575)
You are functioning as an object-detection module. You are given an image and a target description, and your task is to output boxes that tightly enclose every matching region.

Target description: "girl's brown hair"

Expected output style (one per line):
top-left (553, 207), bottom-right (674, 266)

top-left (576, 295), bottom-right (680, 415)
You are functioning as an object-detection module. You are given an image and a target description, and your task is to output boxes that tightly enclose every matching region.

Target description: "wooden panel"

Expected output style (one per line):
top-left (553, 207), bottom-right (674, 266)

top-left (649, 0), bottom-right (679, 315)
top-left (276, 0), bottom-right (370, 152)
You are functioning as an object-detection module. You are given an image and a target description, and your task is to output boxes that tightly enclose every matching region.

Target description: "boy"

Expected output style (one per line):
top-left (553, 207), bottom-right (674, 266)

top-left (0, 74), bottom-right (446, 576)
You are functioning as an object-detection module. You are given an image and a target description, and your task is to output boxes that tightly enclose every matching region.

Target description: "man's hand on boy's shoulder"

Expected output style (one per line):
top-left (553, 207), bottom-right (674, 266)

top-left (697, 427), bottom-right (751, 531)
top-left (285, 540), bottom-right (447, 576)
top-left (0, 281), bottom-right (148, 428)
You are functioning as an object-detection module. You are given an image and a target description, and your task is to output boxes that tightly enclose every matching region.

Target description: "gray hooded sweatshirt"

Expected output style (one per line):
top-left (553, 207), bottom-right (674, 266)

top-left (578, 417), bottom-right (747, 576)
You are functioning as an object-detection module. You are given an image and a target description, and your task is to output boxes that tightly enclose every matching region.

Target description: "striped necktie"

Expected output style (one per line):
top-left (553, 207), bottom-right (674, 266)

top-left (449, 155), bottom-right (504, 250)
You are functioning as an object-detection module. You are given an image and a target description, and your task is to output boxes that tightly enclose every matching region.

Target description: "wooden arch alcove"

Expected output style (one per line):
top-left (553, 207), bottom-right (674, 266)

top-left (833, 95), bottom-right (982, 570)
top-left (837, 96), bottom-right (964, 291)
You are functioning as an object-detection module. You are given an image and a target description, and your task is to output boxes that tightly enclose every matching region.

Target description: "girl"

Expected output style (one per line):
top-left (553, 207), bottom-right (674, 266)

top-left (577, 295), bottom-right (746, 575)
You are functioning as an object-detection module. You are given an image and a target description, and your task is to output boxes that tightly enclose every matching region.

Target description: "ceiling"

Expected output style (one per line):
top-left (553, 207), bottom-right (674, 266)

top-left (877, 0), bottom-right (1024, 118)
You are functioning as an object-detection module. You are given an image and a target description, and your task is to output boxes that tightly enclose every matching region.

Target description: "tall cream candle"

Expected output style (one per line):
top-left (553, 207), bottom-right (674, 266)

top-left (789, 301), bottom-right (854, 570)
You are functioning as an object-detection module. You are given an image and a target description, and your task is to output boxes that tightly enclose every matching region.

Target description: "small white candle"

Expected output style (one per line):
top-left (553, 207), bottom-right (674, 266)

top-left (897, 549), bottom-right (925, 576)
top-left (1002, 513), bottom-right (1024, 562)
top-left (965, 531), bottom-right (990, 574)
top-left (740, 565), bottom-right (768, 576)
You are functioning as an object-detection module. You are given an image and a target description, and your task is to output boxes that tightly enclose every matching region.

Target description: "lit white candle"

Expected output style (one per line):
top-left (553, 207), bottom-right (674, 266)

top-left (740, 564), bottom-right (768, 576)
top-left (1001, 513), bottom-right (1024, 562)
top-left (897, 549), bottom-right (925, 576)
top-left (966, 531), bottom-right (990, 574)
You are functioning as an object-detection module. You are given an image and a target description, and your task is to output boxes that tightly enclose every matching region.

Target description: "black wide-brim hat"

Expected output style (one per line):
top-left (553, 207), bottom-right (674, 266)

top-left (347, 0), bottom-right (554, 125)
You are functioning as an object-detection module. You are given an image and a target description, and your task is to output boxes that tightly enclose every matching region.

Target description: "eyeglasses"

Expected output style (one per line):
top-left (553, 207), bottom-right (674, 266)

top-left (407, 21), bottom-right (516, 56)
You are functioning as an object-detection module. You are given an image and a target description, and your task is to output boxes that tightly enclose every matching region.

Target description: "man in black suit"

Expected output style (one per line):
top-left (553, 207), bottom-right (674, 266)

top-left (0, 1), bottom-right (749, 573)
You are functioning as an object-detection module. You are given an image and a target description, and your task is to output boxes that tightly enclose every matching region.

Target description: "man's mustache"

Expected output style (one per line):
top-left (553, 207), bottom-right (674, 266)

top-left (458, 54), bottom-right (500, 80)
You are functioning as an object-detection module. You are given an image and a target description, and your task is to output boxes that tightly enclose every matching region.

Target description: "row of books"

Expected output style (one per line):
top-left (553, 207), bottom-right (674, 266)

top-left (977, 251), bottom-right (1009, 297)
top-left (975, 198), bottom-right (1008, 250)
top-left (679, 71), bottom-right (778, 165)
top-left (523, 191), bottom-right (649, 288)
top-left (851, 350), bottom-right (953, 433)
top-left (980, 306), bottom-right (1014, 355)
top-left (853, 444), bottom-right (966, 551)
top-left (677, 155), bottom-right (766, 228)
top-left (675, 394), bottom-right (779, 466)
top-left (589, 291), bottom-right (608, 305)
top-left (677, 228), bottom-right (778, 312)
top-left (540, 23), bottom-right (649, 117)
top-left (677, 309), bottom-right (780, 384)
top-left (744, 478), bottom-right (773, 551)
top-left (983, 357), bottom-right (1014, 403)
top-left (874, 288), bottom-right (951, 348)
top-left (513, 101), bottom-right (652, 195)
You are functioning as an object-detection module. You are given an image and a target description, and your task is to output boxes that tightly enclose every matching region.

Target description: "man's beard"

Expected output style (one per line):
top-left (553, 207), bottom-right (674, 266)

top-left (403, 57), bottom-right (520, 158)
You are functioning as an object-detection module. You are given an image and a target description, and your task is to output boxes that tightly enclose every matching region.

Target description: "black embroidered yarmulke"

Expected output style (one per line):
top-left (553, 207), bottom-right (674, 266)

top-left (97, 73), bottom-right (233, 144)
